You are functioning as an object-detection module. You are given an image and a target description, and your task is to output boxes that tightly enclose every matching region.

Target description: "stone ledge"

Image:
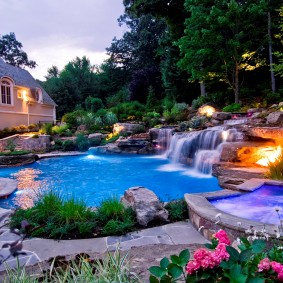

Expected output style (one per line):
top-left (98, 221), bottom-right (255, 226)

top-left (0, 178), bottom-right (18, 198)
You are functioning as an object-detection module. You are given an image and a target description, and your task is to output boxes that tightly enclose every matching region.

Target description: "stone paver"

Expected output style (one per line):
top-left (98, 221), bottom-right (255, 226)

top-left (0, 178), bottom-right (18, 197)
top-left (0, 217), bottom-right (208, 271)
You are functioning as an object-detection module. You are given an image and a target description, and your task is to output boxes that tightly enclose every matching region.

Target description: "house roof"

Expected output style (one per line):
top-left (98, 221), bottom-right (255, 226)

top-left (0, 59), bottom-right (56, 106)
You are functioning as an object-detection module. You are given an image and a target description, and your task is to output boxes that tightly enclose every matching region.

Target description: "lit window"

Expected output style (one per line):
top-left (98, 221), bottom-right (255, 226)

top-left (0, 80), bottom-right (12, 105)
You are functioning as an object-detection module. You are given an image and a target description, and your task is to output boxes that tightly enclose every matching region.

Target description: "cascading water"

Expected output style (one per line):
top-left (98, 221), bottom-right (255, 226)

top-left (157, 127), bottom-right (241, 175)
top-left (156, 128), bottom-right (174, 154)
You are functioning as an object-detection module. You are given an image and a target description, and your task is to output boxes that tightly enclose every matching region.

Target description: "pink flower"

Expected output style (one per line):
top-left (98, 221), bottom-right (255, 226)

top-left (214, 230), bottom-right (231, 245)
top-left (258, 258), bottom-right (271, 272)
top-left (271, 261), bottom-right (283, 274)
top-left (186, 260), bottom-right (201, 274)
top-left (193, 248), bottom-right (210, 261)
top-left (212, 243), bottom-right (230, 264)
top-left (278, 272), bottom-right (283, 281)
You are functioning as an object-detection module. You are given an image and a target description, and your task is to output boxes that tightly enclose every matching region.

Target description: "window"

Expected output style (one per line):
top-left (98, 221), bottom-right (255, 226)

top-left (1, 80), bottom-right (12, 105)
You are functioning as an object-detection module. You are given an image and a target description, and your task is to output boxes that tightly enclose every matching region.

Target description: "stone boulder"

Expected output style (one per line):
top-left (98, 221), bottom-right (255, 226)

top-left (212, 112), bottom-right (232, 121)
top-left (121, 187), bottom-right (169, 226)
top-left (113, 123), bottom-right (145, 135)
top-left (0, 154), bottom-right (38, 166)
top-left (88, 133), bottom-right (103, 146)
top-left (267, 111), bottom-right (283, 124)
top-left (149, 128), bottom-right (160, 141)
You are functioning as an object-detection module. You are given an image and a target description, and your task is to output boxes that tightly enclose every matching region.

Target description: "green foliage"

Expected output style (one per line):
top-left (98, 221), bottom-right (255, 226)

top-left (0, 150), bottom-right (30, 156)
top-left (265, 154), bottom-right (283, 180)
top-left (0, 32), bottom-right (37, 68)
top-left (85, 96), bottom-right (104, 112)
top-left (165, 200), bottom-right (188, 221)
top-left (10, 192), bottom-right (97, 239)
top-left (100, 133), bottom-right (120, 145)
top-left (75, 133), bottom-right (89, 151)
top-left (263, 91), bottom-right (282, 105)
top-left (51, 124), bottom-right (69, 135)
top-left (62, 140), bottom-right (76, 151)
top-left (4, 247), bottom-right (142, 282)
top-left (143, 111), bottom-right (161, 127)
top-left (110, 101), bottom-right (146, 121)
top-left (106, 87), bottom-right (129, 108)
top-left (39, 123), bottom-right (53, 135)
top-left (6, 139), bottom-right (16, 152)
top-left (95, 196), bottom-right (136, 236)
top-left (103, 112), bottom-right (118, 126)
top-left (222, 103), bottom-right (241, 112)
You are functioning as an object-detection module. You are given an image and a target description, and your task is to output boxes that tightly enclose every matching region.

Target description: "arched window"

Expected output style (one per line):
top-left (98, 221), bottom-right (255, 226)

top-left (0, 79), bottom-right (12, 105)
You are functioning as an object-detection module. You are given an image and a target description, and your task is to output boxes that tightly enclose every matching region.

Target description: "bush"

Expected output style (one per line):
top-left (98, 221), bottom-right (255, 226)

top-left (52, 124), bottom-right (69, 135)
top-left (10, 192), bottom-right (97, 239)
top-left (39, 123), bottom-right (53, 135)
top-left (265, 154), bottom-right (283, 180)
top-left (165, 200), bottom-right (188, 221)
top-left (62, 140), bottom-right (76, 151)
top-left (0, 150), bottom-right (30, 156)
top-left (110, 101), bottom-right (146, 121)
top-left (103, 112), bottom-right (118, 126)
top-left (85, 96), bottom-right (104, 112)
top-left (222, 103), bottom-right (241, 112)
top-left (75, 133), bottom-right (89, 151)
top-left (6, 139), bottom-right (16, 152)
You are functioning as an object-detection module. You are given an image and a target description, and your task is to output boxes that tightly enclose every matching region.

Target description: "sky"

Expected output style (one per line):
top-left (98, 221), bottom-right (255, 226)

top-left (0, 0), bottom-right (125, 80)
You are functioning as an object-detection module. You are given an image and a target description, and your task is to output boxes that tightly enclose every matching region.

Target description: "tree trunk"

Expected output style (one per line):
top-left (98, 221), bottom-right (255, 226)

top-left (234, 63), bottom-right (239, 104)
top-left (268, 11), bottom-right (276, 93)
top-left (200, 81), bottom-right (206, 96)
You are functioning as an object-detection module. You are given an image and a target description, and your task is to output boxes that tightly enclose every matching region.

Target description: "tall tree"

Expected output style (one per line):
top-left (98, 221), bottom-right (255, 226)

top-left (0, 32), bottom-right (36, 68)
top-left (178, 0), bottom-right (267, 103)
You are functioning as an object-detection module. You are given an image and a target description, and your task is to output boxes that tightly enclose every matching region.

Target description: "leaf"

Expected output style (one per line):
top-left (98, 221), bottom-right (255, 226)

top-left (229, 264), bottom-right (248, 283)
top-left (246, 278), bottom-right (265, 283)
top-left (239, 249), bottom-right (253, 262)
top-left (204, 243), bottom-right (213, 249)
top-left (220, 260), bottom-right (233, 269)
top-left (170, 255), bottom-right (181, 265)
top-left (167, 263), bottom-right (183, 279)
top-left (149, 266), bottom-right (167, 278)
top-left (160, 257), bottom-right (170, 269)
top-left (251, 239), bottom-right (266, 254)
top-left (226, 246), bottom-right (240, 262)
top-left (179, 249), bottom-right (190, 265)
top-left (149, 275), bottom-right (160, 283)
top-left (160, 275), bottom-right (173, 283)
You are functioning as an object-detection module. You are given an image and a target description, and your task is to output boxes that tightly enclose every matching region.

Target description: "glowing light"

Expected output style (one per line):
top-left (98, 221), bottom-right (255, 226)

top-left (222, 131), bottom-right (229, 141)
top-left (113, 124), bottom-right (125, 135)
top-left (198, 105), bottom-right (216, 117)
top-left (256, 146), bottom-right (282, 167)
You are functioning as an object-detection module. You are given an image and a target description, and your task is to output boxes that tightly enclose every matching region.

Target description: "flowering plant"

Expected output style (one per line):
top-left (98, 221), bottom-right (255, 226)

top-left (148, 230), bottom-right (283, 283)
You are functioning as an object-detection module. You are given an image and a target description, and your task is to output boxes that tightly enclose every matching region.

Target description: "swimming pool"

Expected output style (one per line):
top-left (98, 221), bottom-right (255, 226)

top-left (210, 184), bottom-right (283, 225)
top-left (0, 153), bottom-right (221, 209)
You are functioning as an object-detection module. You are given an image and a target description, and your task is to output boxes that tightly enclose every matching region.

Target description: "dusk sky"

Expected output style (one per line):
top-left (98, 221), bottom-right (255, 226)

top-left (0, 0), bottom-right (125, 80)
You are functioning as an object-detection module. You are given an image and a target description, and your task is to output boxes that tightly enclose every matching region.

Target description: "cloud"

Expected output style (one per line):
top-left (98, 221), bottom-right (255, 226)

top-left (0, 0), bottom-right (125, 80)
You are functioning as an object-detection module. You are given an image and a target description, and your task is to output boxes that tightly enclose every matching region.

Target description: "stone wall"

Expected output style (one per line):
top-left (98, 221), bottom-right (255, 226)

top-left (22, 135), bottom-right (51, 152)
top-left (0, 134), bottom-right (19, 151)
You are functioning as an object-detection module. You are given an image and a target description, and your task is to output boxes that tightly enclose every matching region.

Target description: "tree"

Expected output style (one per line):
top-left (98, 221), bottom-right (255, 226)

top-left (178, 0), bottom-right (267, 103)
top-left (0, 32), bottom-right (36, 68)
top-left (274, 6), bottom-right (283, 77)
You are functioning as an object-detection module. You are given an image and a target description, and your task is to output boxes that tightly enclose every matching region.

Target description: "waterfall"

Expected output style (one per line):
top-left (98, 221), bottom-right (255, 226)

top-left (163, 127), bottom-right (241, 175)
top-left (156, 128), bottom-right (174, 154)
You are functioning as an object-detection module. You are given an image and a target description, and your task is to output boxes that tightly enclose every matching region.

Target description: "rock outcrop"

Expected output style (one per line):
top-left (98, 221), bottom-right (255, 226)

top-left (0, 153), bottom-right (38, 167)
top-left (113, 123), bottom-right (145, 135)
top-left (121, 187), bottom-right (169, 226)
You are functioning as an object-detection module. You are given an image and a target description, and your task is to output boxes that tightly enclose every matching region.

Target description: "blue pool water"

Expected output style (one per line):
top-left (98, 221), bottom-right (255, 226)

top-left (0, 153), bottom-right (221, 209)
top-left (211, 184), bottom-right (283, 225)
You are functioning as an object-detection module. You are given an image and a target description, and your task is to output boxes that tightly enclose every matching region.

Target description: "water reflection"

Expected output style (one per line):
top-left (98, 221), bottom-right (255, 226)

top-left (11, 168), bottom-right (47, 209)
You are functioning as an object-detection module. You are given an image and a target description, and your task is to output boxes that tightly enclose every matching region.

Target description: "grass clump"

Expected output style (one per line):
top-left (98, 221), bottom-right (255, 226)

top-left (10, 192), bottom-right (96, 239)
top-left (165, 199), bottom-right (188, 221)
top-left (265, 154), bottom-right (283, 180)
top-left (10, 193), bottom-right (136, 239)
top-left (95, 196), bottom-right (136, 235)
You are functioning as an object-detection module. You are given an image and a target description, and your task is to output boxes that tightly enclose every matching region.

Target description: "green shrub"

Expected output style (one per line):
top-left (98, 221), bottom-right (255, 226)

top-left (10, 192), bottom-right (96, 239)
top-left (6, 139), bottom-right (16, 152)
top-left (62, 139), bottom-right (76, 151)
top-left (263, 91), bottom-right (282, 105)
top-left (85, 96), bottom-right (104, 112)
top-left (75, 133), bottom-right (89, 151)
top-left (165, 200), bottom-right (188, 221)
top-left (103, 112), bottom-right (118, 126)
top-left (265, 154), bottom-right (283, 180)
top-left (53, 139), bottom-right (63, 150)
top-left (110, 101), bottom-right (146, 121)
top-left (39, 123), bottom-right (53, 135)
top-left (52, 124), bottom-right (69, 135)
top-left (106, 87), bottom-right (129, 108)
top-left (222, 103), bottom-right (241, 112)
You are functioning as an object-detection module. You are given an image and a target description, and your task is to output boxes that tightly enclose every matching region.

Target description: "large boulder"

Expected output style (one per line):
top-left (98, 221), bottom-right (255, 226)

top-left (113, 123), bottom-right (145, 135)
top-left (267, 111), bottom-right (283, 124)
top-left (0, 153), bottom-right (38, 166)
top-left (212, 112), bottom-right (232, 121)
top-left (88, 133), bottom-right (103, 146)
top-left (121, 187), bottom-right (169, 226)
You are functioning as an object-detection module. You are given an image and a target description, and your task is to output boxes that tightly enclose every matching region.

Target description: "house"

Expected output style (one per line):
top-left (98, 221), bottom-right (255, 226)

top-left (0, 58), bottom-right (56, 129)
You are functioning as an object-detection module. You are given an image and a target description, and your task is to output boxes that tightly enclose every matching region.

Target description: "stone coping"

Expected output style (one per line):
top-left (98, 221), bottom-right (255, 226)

top-left (0, 178), bottom-right (18, 198)
top-left (185, 179), bottom-right (283, 239)
top-left (37, 151), bottom-right (88, 159)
